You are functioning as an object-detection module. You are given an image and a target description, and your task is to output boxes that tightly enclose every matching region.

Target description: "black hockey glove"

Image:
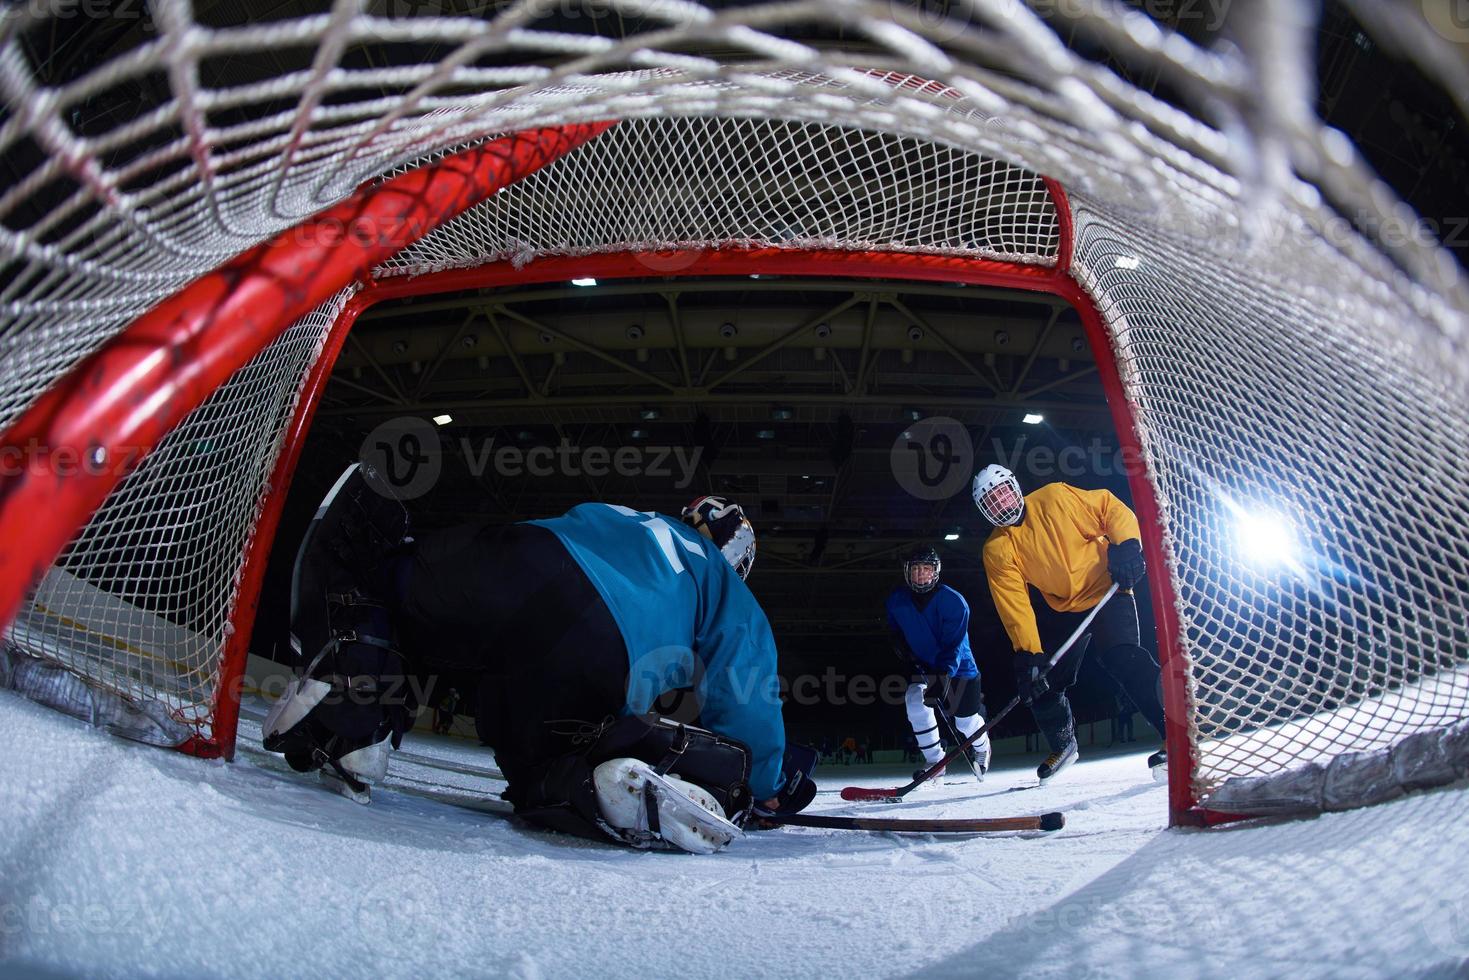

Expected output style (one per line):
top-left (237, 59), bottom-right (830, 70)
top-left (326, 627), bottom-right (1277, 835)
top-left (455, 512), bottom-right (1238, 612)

top-left (1107, 538), bottom-right (1146, 590)
top-left (1012, 652), bottom-right (1049, 705)
top-left (758, 764), bottom-right (816, 816)
top-left (921, 673), bottom-right (952, 708)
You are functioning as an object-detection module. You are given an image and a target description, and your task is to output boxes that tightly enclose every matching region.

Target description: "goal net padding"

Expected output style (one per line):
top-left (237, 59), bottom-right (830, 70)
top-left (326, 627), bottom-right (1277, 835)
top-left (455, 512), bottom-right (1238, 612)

top-left (0, 8), bottom-right (1465, 827)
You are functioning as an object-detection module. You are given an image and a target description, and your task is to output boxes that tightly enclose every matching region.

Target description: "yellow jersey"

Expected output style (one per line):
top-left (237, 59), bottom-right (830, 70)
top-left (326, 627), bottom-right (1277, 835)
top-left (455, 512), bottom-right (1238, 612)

top-left (981, 483), bottom-right (1141, 653)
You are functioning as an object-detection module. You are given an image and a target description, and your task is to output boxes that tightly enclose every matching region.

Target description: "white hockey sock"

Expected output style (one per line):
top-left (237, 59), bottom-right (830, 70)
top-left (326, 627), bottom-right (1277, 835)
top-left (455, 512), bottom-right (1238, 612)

top-left (905, 683), bottom-right (944, 764)
top-left (955, 713), bottom-right (991, 767)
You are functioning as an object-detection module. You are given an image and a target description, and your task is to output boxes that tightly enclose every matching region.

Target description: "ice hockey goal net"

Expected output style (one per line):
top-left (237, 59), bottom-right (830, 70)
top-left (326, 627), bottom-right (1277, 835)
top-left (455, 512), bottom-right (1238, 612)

top-left (0, 0), bottom-right (1464, 824)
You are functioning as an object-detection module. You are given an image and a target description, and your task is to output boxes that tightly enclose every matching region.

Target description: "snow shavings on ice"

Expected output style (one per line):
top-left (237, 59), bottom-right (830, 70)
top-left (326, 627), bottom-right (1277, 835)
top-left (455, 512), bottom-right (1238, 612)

top-left (1, 688), bottom-right (1467, 979)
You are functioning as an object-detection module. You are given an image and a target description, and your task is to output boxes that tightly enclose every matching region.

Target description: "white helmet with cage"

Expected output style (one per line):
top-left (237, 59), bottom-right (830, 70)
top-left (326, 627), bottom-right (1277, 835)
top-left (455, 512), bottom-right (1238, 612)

top-left (680, 495), bottom-right (757, 580)
top-left (972, 464), bottom-right (1025, 526)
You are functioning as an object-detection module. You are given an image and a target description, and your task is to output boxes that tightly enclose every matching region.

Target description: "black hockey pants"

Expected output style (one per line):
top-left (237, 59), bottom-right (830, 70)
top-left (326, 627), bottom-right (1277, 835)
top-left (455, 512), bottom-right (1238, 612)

top-left (389, 522), bottom-right (630, 801)
top-left (1029, 590), bottom-right (1167, 753)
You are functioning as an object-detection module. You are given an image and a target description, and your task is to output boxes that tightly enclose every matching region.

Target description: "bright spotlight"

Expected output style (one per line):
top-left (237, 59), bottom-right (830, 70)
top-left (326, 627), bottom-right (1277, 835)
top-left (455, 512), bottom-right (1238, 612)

top-left (1233, 508), bottom-right (1299, 570)
top-left (1023, 413), bottom-right (1044, 425)
top-left (571, 277), bottom-right (598, 287)
top-left (943, 532), bottom-right (960, 541)
top-left (431, 413), bottom-right (453, 426)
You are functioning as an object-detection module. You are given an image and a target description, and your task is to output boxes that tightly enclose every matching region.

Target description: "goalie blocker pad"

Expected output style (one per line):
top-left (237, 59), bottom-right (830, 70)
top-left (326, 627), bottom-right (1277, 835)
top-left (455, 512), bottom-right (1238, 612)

top-left (510, 715), bottom-right (755, 848)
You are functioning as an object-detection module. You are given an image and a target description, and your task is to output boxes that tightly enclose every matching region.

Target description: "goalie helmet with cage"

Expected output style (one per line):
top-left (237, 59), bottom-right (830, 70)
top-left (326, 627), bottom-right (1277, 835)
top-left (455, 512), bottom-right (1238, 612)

top-left (973, 465), bottom-right (1025, 527)
top-left (680, 495), bottom-right (757, 580)
top-left (903, 546), bottom-right (941, 594)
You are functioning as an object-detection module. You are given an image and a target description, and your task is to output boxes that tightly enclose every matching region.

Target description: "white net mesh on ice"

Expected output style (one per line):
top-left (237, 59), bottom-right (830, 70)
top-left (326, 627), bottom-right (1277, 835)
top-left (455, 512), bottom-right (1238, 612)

top-left (1070, 197), bottom-right (1469, 799)
top-left (0, 0), bottom-right (1465, 800)
top-left (4, 292), bottom-right (345, 743)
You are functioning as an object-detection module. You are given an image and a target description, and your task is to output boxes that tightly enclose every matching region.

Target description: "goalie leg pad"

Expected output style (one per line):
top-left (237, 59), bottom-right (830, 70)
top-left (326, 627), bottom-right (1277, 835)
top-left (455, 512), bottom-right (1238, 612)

top-left (592, 758), bottom-right (743, 854)
top-left (506, 715), bottom-right (755, 850)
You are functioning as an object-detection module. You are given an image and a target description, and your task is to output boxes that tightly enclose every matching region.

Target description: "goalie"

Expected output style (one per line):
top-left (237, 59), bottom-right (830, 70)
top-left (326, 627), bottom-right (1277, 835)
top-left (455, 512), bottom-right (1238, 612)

top-left (264, 467), bottom-right (814, 853)
top-left (972, 464), bottom-right (1168, 783)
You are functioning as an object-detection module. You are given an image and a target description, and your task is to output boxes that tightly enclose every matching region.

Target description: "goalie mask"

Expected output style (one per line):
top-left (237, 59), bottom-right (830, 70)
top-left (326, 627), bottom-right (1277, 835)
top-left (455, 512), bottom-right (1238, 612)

top-left (972, 464), bottom-right (1025, 526)
top-left (680, 495), bottom-right (757, 580)
top-left (902, 546), bottom-right (941, 594)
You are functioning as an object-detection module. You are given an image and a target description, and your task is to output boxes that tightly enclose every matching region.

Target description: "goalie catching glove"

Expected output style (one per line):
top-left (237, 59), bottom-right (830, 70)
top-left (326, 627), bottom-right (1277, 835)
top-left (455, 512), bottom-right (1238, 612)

top-left (752, 743), bottom-right (819, 817)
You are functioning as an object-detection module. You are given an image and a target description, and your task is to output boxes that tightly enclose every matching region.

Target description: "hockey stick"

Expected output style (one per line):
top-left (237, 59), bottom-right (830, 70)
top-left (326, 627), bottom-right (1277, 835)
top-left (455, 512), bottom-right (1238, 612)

top-left (934, 704), bottom-right (984, 783)
top-left (762, 810), bottom-right (1064, 833)
top-left (842, 583), bottom-right (1120, 802)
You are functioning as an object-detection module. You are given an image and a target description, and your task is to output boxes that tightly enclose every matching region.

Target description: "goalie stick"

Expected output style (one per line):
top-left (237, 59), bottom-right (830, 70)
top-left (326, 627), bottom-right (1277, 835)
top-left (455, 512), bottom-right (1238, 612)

top-left (842, 584), bottom-right (1120, 803)
top-left (761, 811), bottom-right (1064, 833)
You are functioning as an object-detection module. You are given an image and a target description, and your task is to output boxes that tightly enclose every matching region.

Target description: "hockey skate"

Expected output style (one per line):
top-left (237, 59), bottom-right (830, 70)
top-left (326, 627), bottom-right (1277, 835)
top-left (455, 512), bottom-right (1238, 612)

top-left (593, 758), bottom-right (743, 854)
top-left (965, 731), bottom-right (992, 777)
top-left (1037, 736), bottom-right (1078, 783)
top-left (912, 763), bottom-right (946, 785)
top-left (1147, 749), bottom-right (1167, 783)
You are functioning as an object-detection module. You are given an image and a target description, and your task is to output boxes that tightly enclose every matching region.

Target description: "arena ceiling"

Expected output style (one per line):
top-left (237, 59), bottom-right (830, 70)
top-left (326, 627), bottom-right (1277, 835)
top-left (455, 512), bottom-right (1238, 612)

top-left (291, 274), bottom-right (1112, 639)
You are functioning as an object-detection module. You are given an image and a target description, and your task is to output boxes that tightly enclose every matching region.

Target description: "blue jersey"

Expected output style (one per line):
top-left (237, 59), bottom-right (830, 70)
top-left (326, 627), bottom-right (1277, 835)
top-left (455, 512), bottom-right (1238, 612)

top-left (528, 503), bottom-right (787, 798)
top-left (884, 584), bottom-right (978, 678)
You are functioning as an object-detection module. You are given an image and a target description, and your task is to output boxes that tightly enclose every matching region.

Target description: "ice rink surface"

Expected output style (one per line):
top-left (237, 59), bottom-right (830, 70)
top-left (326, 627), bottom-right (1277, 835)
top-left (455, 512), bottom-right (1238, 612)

top-left (1, 689), bottom-right (1466, 979)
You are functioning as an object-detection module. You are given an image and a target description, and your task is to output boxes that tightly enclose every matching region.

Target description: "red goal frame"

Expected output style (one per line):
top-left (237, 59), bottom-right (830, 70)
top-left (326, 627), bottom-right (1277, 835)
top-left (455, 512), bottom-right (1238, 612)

top-left (0, 127), bottom-right (1200, 825)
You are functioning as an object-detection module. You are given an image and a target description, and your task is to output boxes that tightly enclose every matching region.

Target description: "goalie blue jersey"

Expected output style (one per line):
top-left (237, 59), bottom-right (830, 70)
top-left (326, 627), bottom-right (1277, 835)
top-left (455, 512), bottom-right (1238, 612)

top-left (528, 503), bottom-right (787, 798)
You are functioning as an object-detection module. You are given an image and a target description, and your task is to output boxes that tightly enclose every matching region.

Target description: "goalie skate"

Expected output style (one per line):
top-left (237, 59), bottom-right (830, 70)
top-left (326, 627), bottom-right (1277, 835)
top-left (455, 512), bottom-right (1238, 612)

top-left (593, 758), bottom-right (743, 854)
top-left (319, 768), bottom-right (372, 806)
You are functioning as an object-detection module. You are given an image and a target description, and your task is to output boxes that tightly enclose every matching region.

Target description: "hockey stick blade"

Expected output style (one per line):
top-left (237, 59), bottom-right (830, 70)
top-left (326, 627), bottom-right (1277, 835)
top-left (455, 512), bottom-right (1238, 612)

top-left (763, 811), bottom-right (1064, 833)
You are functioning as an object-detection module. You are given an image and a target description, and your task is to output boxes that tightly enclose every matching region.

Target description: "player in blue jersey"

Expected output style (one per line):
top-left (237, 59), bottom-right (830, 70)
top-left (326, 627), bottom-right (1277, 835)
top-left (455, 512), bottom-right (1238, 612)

top-left (264, 465), bottom-right (814, 853)
top-left (884, 546), bottom-right (990, 781)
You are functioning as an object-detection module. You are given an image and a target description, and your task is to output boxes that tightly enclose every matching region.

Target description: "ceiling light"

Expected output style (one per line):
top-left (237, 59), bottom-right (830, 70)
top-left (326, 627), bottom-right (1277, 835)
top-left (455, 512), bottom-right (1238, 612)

top-left (756, 429), bottom-right (776, 440)
top-left (571, 277), bottom-right (597, 286)
top-left (432, 414), bottom-right (453, 426)
top-left (639, 407), bottom-right (661, 421)
top-left (1023, 413), bottom-right (1045, 424)
top-left (943, 532), bottom-right (961, 541)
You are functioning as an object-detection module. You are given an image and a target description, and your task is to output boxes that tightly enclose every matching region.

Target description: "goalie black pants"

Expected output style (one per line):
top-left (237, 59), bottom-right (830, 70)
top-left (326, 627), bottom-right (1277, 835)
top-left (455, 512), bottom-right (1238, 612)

top-left (389, 521), bottom-right (630, 798)
top-left (1028, 590), bottom-right (1167, 754)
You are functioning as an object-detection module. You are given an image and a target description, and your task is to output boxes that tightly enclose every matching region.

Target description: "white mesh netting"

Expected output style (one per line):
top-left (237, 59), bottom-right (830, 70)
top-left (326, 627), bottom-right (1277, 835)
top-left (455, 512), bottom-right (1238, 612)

top-left (1070, 197), bottom-right (1469, 802)
top-left (3, 291), bottom-right (345, 745)
top-left (379, 113), bottom-right (1060, 276)
top-left (1, 0), bottom-right (1465, 806)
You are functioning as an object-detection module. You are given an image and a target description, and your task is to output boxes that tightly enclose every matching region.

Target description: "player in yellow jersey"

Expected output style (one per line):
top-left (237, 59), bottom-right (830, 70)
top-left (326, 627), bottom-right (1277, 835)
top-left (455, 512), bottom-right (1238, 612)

top-left (972, 464), bottom-right (1167, 783)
